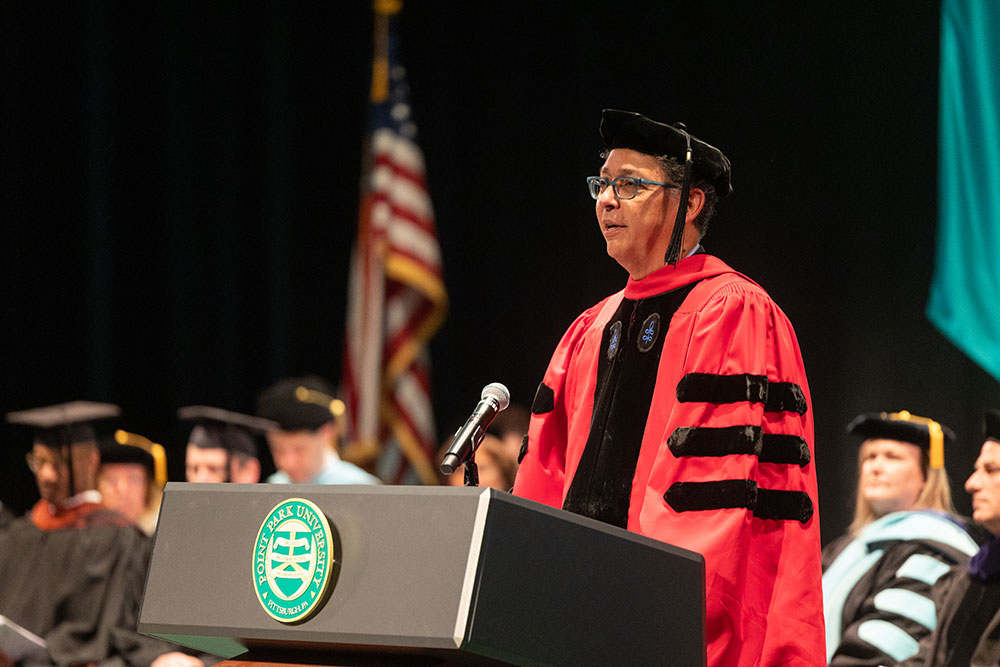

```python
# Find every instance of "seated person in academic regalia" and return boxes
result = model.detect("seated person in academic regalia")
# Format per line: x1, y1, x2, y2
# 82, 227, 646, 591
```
900, 409, 1000, 666
822, 411, 982, 666
179, 405, 273, 483
0, 401, 203, 667
255, 375, 380, 485
98, 430, 167, 536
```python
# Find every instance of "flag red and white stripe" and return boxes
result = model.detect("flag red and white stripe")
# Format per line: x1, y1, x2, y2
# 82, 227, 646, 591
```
341, 1, 446, 484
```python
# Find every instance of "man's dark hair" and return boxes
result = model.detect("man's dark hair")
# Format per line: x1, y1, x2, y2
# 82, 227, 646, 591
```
654, 155, 718, 239
231, 450, 255, 466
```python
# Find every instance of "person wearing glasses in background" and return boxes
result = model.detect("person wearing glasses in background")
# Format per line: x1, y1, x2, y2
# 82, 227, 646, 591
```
513, 109, 823, 666
0, 402, 203, 667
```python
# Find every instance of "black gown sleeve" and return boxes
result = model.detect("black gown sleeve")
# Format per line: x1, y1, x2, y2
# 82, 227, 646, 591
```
0, 518, 184, 667
830, 540, 971, 666
900, 572, 1000, 667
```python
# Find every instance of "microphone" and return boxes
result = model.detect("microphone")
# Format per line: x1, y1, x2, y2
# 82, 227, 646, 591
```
440, 382, 510, 475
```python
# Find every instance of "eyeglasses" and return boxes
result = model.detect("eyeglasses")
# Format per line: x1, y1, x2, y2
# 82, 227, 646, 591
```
26, 451, 66, 473
586, 175, 679, 200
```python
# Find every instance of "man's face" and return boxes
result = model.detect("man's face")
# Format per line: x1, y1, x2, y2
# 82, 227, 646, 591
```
98, 463, 149, 523
595, 148, 679, 279
966, 440, 1000, 536
30, 443, 72, 507
858, 438, 926, 517
267, 429, 327, 484
185, 445, 229, 483
229, 455, 261, 484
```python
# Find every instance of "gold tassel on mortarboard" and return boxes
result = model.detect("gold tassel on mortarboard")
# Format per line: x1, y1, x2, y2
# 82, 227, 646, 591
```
883, 411, 945, 469
114, 429, 169, 488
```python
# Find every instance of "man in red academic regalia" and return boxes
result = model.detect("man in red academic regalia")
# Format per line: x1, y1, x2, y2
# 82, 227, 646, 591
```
513, 110, 824, 666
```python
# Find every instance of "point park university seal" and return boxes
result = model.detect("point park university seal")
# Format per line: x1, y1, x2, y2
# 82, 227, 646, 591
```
253, 498, 335, 623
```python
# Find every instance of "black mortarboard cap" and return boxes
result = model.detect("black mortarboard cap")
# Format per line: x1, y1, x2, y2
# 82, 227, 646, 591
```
255, 375, 345, 432
100, 435, 156, 479
847, 410, 954, 469
6, 401, 121, 448
985, 409, 1000, 442
599, 109, 732, 197
178, 405, 276, 458
100, 429, 168, 487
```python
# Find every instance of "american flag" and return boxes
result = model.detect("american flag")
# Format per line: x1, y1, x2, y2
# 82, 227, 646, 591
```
341, 0, 447, 485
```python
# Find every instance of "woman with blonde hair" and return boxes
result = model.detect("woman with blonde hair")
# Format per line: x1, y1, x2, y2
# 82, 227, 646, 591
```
822, 411, 981, 666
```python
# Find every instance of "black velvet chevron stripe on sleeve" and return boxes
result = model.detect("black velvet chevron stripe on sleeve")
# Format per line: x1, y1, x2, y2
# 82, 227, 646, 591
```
667, 426, 810, 466
763, 382, 808, 415
755, 487, 814, 522
669, 425, 759, 457
665, 479, 757, 513
664, 480, 813, 523
675, 373, 808, 415
532, 382, 555, 415
759, 433, 811, 465
517, 434, 529, 464
676, 373, 768, 405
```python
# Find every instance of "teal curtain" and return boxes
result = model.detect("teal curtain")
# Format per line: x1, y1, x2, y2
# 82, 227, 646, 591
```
928, 0, 1000, 381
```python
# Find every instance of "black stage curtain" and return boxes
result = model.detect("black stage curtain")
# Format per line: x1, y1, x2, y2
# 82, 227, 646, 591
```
2, 2, 997, 545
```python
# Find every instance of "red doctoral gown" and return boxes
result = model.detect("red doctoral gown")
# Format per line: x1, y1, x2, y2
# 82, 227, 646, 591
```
513, 254, 824, 666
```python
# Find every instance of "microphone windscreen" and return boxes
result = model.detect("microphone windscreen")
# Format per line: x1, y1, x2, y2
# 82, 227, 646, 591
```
481, 382, 511, 410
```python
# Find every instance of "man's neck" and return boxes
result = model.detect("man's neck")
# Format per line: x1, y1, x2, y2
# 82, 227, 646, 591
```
47, 489, 102, 514
629, 243, 703, 281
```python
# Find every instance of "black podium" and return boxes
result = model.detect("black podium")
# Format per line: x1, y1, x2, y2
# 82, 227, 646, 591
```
139, 484, 706, 667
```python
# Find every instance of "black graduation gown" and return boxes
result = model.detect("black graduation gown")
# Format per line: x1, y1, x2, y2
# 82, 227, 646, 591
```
0, 509, 177, 666
821, 516, 982, 667
0, 504, 14, 531
900, 571, 1000, 666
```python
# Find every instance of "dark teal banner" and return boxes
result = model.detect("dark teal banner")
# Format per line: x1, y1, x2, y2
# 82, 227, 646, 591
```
928, 0, 1000, 381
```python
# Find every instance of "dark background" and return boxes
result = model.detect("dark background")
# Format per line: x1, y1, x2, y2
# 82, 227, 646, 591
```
2, 1, 998, 545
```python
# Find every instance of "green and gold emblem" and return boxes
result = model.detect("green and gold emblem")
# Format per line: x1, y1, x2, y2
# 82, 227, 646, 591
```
253, 498, 335, 623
